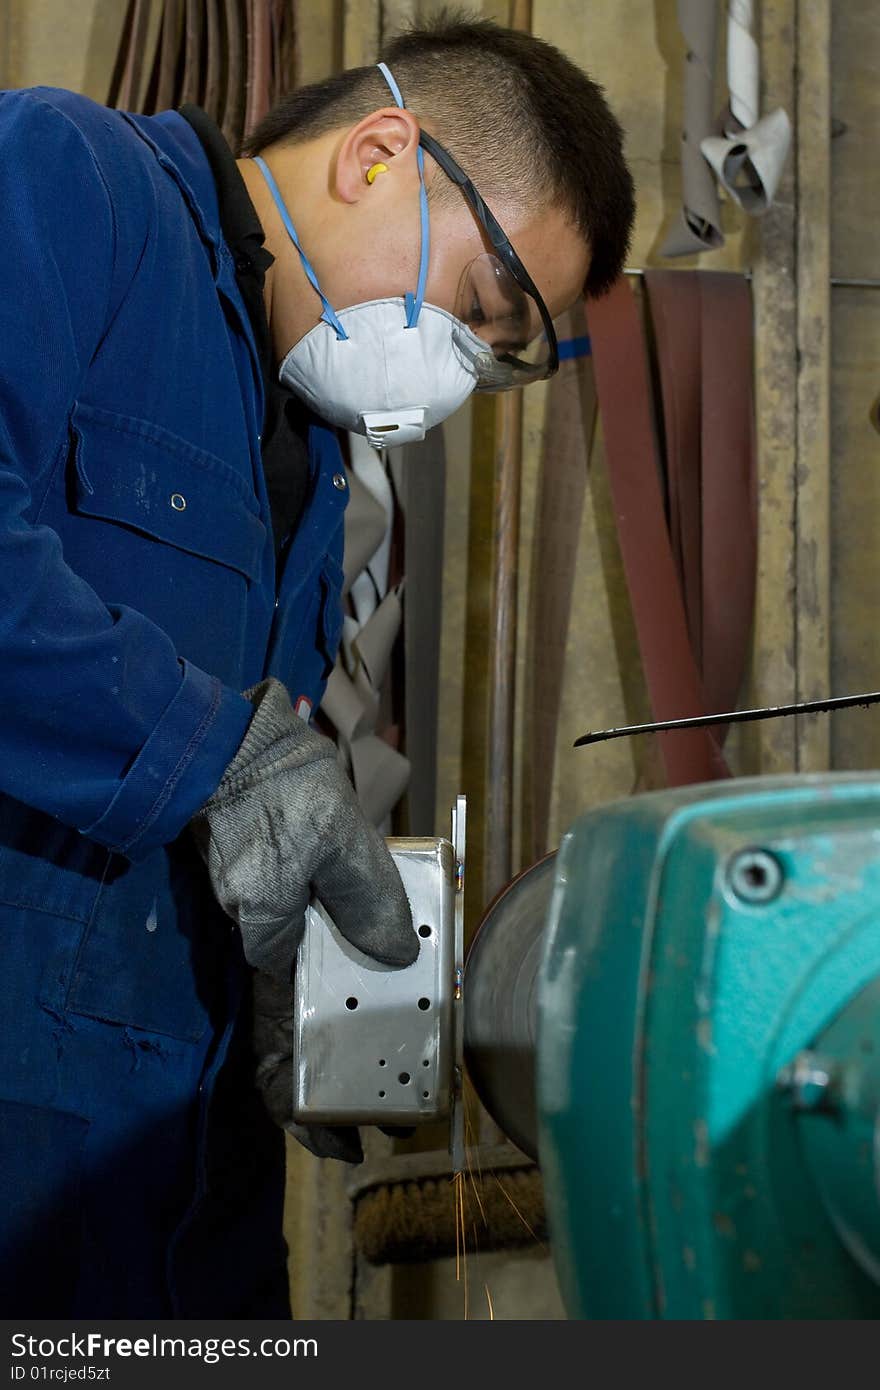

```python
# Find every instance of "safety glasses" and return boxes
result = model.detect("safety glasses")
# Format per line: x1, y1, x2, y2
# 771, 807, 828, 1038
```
418, 129, 560, 392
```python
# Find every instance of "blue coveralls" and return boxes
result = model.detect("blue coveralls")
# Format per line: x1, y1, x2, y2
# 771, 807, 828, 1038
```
0, 87, 347, 1316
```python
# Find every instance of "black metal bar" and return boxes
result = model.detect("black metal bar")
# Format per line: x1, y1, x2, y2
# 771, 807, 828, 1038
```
574, 691, 880, 748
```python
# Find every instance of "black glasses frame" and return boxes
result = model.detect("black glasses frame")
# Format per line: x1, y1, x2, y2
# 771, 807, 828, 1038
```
418, 130, 559, 384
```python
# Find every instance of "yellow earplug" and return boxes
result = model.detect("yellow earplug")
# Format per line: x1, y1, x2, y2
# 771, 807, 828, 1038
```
366, 162, 389, 185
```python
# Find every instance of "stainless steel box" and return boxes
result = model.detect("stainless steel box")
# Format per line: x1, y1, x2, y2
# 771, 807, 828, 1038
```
293, 836, 459, 1126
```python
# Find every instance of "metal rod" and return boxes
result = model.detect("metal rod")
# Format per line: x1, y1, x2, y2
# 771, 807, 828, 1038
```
624, 267, 880, 288
574, 690, 880, 748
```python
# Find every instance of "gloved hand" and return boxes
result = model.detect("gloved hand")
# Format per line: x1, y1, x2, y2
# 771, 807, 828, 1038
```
193, 677, 418, 982
252, 970, 365, 1164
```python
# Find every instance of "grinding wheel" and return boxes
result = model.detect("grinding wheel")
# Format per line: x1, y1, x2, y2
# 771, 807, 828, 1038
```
464, 854, 557, 1160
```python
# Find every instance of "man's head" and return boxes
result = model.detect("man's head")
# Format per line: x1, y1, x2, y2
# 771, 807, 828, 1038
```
238, 12, 634, 434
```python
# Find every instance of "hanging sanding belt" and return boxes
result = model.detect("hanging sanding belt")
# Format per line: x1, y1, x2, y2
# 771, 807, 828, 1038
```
219, 0, 244, 141
269, 0, 291, 108
180, 0, 205, 106
521, 303, 597, 863
585, 278, 733, 786
106, 0, 134, 109
643, 270, 757, 732
107, 0, 190, 117
198, 0, 220, 124
155, 0, 185, 111
107, 2, 298, 150
107, 0, 154, 111
244, 0, 273, 139
141, 1, 165, 114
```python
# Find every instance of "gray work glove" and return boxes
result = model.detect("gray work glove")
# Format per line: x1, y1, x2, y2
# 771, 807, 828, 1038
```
252, 970, 365, 1164
193, 677, 418, 982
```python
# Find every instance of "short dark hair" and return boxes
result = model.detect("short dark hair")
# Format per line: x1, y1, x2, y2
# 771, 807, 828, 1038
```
243, 11, 634, 298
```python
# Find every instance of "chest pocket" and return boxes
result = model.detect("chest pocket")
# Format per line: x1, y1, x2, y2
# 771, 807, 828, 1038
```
68, 402, 265, 581
61, 402, 268, 681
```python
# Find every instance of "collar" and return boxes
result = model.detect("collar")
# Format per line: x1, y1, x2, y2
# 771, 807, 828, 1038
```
121, 108, 223, 252
120, 106, 268, 439
178, 104, 275, 283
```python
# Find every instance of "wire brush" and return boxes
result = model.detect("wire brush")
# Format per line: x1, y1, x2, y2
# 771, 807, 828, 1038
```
353, 1163, 546, 1265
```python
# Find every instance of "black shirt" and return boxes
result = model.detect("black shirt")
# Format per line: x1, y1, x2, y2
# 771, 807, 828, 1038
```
179, 104, 312, 557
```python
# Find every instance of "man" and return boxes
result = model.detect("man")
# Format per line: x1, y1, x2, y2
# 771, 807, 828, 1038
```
0, 15, 633, 1316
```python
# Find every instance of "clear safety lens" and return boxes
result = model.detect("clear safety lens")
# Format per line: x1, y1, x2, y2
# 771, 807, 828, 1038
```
452, 254, 554, 391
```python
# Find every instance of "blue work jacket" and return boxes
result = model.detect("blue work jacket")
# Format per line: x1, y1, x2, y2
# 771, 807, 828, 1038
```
0, 87, 347, 1316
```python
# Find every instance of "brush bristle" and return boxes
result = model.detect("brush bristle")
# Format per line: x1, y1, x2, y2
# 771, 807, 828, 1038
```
354, 1168, 546, 1265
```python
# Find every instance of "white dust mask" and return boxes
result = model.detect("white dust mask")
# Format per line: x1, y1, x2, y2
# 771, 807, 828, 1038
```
274, 298, 488, 449
252, 62, 488, 450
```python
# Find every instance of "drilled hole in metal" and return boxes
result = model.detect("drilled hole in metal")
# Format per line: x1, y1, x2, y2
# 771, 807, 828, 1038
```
418, 998, 431, 1011
345, 997, 358, 1010
418, 924, 432, 938
399, 1072, 411, 1085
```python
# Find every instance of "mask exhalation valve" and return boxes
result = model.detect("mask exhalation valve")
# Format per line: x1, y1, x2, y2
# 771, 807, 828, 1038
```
360, 407, 427, 450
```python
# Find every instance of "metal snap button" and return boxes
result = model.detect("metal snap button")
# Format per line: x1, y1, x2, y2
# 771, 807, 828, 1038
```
170, 493, 186, 511
332, 473, 347, 491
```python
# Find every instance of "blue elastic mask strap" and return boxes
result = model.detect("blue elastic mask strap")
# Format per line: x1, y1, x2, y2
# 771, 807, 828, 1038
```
252, 156, 348, 341
376, 61, 429, 329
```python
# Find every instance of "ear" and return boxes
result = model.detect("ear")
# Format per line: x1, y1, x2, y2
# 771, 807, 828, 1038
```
334, 107, 422, 204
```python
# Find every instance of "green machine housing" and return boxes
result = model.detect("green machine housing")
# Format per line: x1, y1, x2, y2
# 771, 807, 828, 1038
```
537, 774, 880, 1319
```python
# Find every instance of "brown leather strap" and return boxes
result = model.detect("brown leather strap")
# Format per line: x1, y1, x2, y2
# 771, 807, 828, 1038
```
585, 278, 730, 786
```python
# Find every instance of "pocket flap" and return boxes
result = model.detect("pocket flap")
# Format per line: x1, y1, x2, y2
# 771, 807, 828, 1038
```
71, 402, 266, 583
